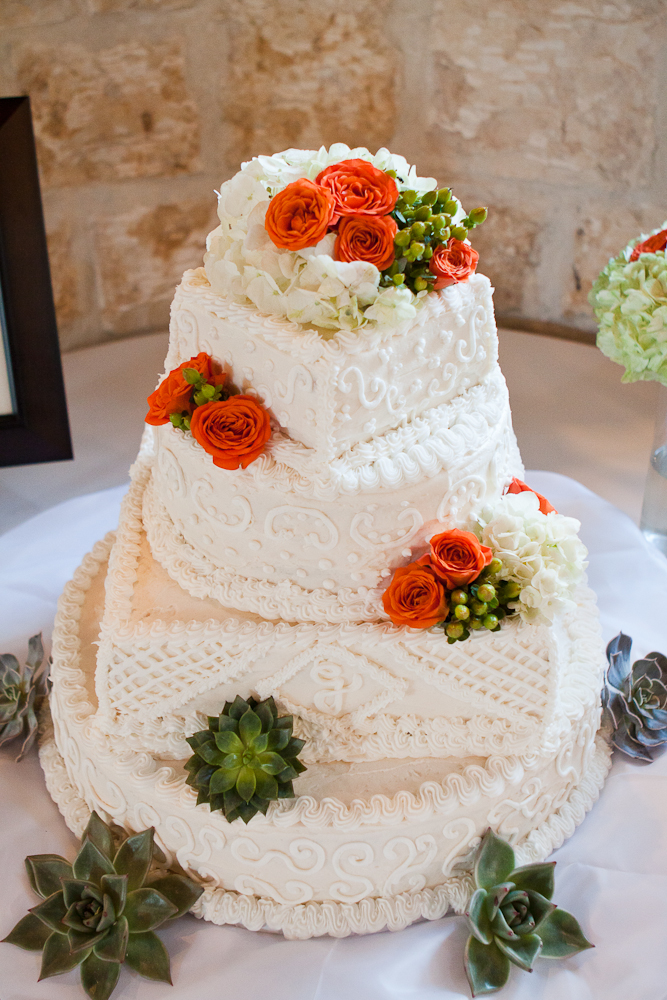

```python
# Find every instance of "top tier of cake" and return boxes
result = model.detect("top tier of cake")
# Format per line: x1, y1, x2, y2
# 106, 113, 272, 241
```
164, 267, 497, 474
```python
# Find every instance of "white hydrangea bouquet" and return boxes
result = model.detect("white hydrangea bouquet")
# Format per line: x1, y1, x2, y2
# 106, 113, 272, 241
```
204, 143, 486, 334
589, 223, 667, 387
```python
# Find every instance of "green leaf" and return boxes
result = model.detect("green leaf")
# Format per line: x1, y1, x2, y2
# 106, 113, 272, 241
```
25, 854, 73, 898
491, 905, 519, 942
266, 728, 289, 751
124, 931, 172, 983
1, 911, 52, 950
80, 952, 121, 1000
464, 936, 510, 997
146, 873, 203, 919
73, 840, 115, 884
495, 931, 543, 972
256, 751, 290, 775
214, 730, 244, 755
255, 701, 274, 732
100, 874, 128, 916
254, 770, 279, 800
123, 888, 178, 933
236, 765, 256, 802
61, 878, 94, 909
29, 890, 67, 932
239, 708, 262, 744
474, 830, 515, 890
209, 766, 239, 795
484, 882, 514, 922
39, 930, 88, 979
511, 862, 556, 900
113, 829, 154, 892
93, 916, 128, 963
69, 927, 110, 954
466, 888, 493, 944
83, 813, 115, 861
525, 889, 557, 929
538, 908, 594, 958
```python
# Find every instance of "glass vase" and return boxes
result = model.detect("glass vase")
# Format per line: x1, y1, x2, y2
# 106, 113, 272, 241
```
640, 382, 667, 557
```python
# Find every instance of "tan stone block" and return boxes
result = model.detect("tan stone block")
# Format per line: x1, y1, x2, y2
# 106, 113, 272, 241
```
566, 206, 667, 321
0, 0, 78, 28
84, 0, 195, 11
221, 0, 398, 160
467, 203, 540, 316
16, 41, 201, 187
46, 219, 81, 327
94, 199, 216, 336
429, 1, 661, 186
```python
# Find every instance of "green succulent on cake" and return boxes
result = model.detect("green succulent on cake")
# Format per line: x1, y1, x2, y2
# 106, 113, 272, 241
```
185, 695, 307, 824
463, 829, 593, 996
0, 633, 49, 760
2, 811, 203, 1000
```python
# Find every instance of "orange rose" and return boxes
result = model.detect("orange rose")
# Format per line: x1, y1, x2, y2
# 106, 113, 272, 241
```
335, 215, 398, 270
315, 159, 399, 219
420, 529, 493, 588
190, 395, 272, 470
382, 562, 449, 628
146, 353, 222, 426
629, 228, 667, 262
505, 477, 557, 515
264, 178, 336, 251
429, 238, 479, 290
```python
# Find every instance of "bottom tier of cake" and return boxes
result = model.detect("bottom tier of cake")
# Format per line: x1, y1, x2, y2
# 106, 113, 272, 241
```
41, 534, 612, 940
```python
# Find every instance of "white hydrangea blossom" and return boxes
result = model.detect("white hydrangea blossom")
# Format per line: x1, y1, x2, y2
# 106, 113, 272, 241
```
476, 491, 588, 625
203, 144, 455, 335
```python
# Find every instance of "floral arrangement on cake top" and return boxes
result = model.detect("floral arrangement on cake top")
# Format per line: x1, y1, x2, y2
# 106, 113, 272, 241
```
589, 223, 667, 387
146, 352, 271, 470
382, 479, 587, 639
204, 144, 487, 334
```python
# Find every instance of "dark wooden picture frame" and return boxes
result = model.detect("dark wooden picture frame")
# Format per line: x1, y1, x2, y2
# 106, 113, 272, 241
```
0, 96, 72, 468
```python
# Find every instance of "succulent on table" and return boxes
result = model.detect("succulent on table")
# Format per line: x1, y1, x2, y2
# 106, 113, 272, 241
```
0, 633, 49, 760
602, 632, 667, 761
2, 811, 203, 1000
464, 829, 593, 997
185, 695, 306, 824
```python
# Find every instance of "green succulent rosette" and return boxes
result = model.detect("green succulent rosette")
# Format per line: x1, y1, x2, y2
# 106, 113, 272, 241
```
2, 812, 203, 1000
0, 633, 49, 760
589, 223, 667, 387
185, 695, 307, 824
603, 632, 667, 761
464, 829, 593, 996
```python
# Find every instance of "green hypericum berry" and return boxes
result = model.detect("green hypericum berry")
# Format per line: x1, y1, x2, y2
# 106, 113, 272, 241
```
451, 589, 468, 605
414, 205, 432, 222
422, 190, 438, 205
446, 622, 465, 639
471, 599, 488, 616
169, 413, 184, 429
444, 199, 458, 216
469, 617, 483, 630
454, 604, 470, 621
403, 190, 417, 205
395, 229, 411, 247
431, 214, 446, 233
414, 277, 428, 291
438, 188, 451, 203
182, 368, 203, 386
477, 583, 496, 603
410, 221, 426, 240
488, 558, 503, 575
423, 246, 433, 260
482, 613, 499, 631
451, 225, 468, 240
469, 206, 488, 225
501, 581, 522, 600
410, 241, 425, 257
392, 274, 405, 285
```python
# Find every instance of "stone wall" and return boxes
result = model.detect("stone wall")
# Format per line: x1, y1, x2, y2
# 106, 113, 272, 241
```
2, 0, 666, 351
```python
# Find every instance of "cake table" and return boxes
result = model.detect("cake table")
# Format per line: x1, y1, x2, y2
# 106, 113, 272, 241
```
1, 471, 666, 999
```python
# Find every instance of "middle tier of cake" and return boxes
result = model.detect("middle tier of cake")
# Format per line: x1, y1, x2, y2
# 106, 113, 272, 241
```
94, 452, 604, 769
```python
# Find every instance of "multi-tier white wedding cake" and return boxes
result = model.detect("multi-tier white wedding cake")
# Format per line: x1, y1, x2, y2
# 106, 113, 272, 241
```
42, 146, 611, 939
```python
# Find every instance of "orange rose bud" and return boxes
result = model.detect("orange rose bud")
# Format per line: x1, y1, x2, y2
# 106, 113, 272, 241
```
264, 178, 336, 251
146, 352, 220, 426
382, 562, 449, 629
629, 228, 667, 262
505, 477, 557, 515
421, 530, 493, 589
190, 395, 272, 470
335, 215, 398, 270
429, 238, 479, 290
315, 159, 399, 219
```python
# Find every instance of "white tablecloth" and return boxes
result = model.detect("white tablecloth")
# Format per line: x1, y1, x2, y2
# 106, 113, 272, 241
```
1, 472, 667, 1000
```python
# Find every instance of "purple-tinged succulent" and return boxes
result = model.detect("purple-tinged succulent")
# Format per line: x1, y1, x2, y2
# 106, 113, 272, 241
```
602, 632, 667, 761
0, 634, 49, 760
